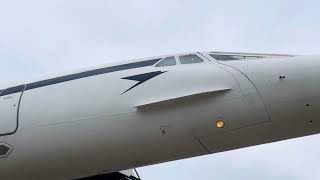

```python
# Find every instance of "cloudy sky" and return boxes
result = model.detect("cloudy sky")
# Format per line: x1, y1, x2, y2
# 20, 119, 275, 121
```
1, 0, 320, 179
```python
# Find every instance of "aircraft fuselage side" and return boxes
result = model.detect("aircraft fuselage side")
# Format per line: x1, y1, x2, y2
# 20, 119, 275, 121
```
0, 52, 319, 179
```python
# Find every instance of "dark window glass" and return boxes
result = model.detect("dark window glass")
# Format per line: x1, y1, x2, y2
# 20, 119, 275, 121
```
155, 56, 176, 67
210, 54, 264, 61
209, 54, 243, 61
179, 54, 204, 64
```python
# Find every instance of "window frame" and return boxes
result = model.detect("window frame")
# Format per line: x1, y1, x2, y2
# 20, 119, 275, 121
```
208, 53, 264, 61
155, 56, 178, 67
177, 53, 205, 65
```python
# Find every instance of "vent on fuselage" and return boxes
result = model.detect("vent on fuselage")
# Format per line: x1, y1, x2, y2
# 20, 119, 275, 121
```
0, 143, 12, 158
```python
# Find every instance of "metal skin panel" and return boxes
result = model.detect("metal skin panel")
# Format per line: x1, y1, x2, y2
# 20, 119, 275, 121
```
0, 92, 21, 135
199, 54, 320, 153
0, 52, 320, 179
243, 56, 320, 136
191, 65, 270, 152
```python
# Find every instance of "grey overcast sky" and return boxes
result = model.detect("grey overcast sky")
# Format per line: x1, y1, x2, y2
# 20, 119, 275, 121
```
1, 0, 320, 179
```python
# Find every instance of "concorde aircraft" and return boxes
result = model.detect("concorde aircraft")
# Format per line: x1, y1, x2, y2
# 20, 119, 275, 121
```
0, 51, 319, 179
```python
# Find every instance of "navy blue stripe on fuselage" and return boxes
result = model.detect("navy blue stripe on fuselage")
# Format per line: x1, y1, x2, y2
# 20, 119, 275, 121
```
121, 71, 166, 94
0, 85, 26, 96
0, 58, 161, 96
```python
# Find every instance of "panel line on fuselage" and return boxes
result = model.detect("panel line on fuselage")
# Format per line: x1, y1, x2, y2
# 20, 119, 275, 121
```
0, 85, 26, 137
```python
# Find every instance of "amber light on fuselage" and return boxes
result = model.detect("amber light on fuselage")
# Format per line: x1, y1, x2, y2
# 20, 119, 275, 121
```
216, 120, 225, 128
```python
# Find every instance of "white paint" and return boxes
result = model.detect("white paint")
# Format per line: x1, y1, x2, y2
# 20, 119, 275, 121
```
0, 52, 319, 179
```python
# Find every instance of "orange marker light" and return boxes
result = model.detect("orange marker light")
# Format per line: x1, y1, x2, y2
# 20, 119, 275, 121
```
216, 120, 225, 128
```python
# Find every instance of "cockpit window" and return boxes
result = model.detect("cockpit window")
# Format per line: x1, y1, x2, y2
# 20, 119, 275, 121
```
155, 56, 176, 67
209, 54, 242, 61
209, 54, 263, 61
179, 54, 204, 64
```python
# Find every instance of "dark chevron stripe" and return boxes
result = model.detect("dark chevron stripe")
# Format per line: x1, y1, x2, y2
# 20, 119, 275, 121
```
122, 71, 166, 94
0, 58, 161, 97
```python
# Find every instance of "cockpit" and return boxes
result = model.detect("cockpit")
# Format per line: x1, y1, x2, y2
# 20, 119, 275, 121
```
155, 54, 204, 67
154, 52, 295, 67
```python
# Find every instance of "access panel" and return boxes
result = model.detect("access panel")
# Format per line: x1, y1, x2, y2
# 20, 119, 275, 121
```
0, 85, 24, 135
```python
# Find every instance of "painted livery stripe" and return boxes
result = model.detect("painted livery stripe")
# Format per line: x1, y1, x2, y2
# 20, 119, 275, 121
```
121, 71, 166, 94
0, 85, 25, 96
0, 58, 161, 96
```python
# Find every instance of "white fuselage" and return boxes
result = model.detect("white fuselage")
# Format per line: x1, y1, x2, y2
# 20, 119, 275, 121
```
0, 52, 319, 179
